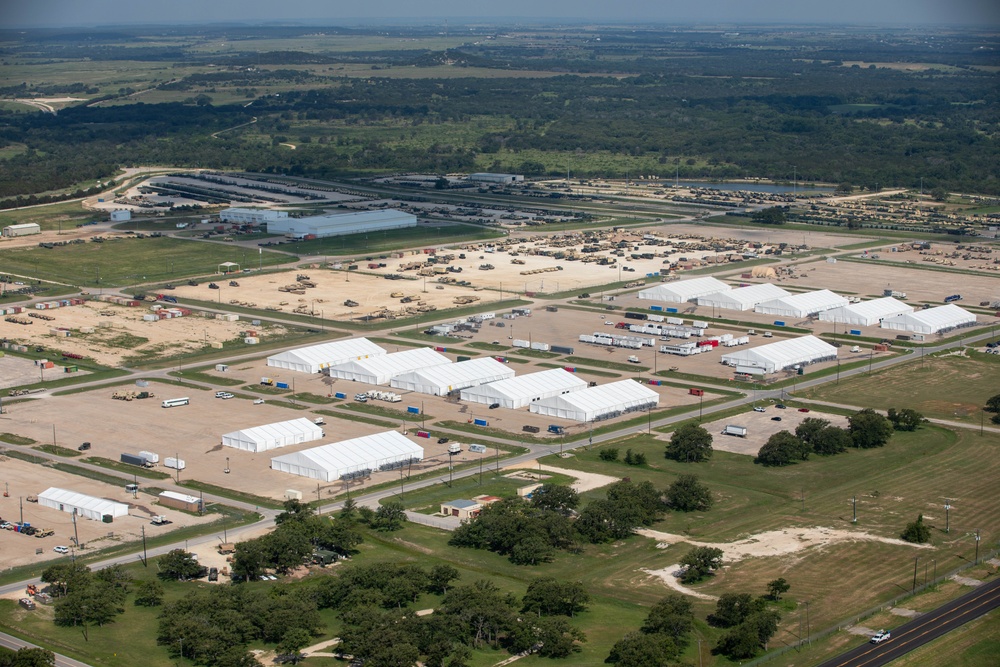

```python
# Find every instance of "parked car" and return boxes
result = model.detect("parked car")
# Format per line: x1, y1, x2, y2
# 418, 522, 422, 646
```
775, 404, 786, 409
798, 408, 811, 413
253, 398, 265, 405
870, 630, 891, 644
489, 403, 501, 409
753, 407, 766, 413
771, 416, 782, 421
78, 441, 91, 451
215, 391, 234, 399
53, 546, 69, 554
437, 437, 450, 444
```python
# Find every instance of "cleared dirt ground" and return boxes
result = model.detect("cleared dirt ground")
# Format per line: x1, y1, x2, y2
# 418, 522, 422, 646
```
691, 408, 851, 456
0, 354, 87, 390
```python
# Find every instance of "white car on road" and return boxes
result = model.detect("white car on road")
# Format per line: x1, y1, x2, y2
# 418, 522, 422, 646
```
53, 546, 69, 554
870, 629, 891, 644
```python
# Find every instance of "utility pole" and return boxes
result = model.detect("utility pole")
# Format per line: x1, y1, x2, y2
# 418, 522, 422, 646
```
316, 483, 322, 515
175, 451, 180, 483
912, 556, 919, 592
72, 511, 79, 548
945, 499, 951, 533
140, 525, 148, 567
974, 529, 981, 564
851, 495, 857, 524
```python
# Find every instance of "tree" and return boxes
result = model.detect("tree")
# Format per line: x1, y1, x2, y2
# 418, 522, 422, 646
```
277, 628, 312, 665
795, 417, 830, 447
215, 648, 264, 667
133, 579, 165, 607
812, 426, 853, 456
709, 593, 765, 627
665, 424, 713, 463
599, 448, 619, 461
767, 578, 790, 601
0, 648, 55, 667
848, 408, 894, 448
713, 608, 781, 660
606, 632, 679, 666
521, 578, 590, 617
835, 182, 854, 195
534, 617, 586, 658
275, 498, 314, 525
94, 564, 132, 594
664, 474, 713, 512
40, 562, 91, 598
641, 594, 694, 640
428, 564, 461, 595
901, 514, 931, 544
373, 502, 408, 532
679, 546, 724, 583
755, 431, 805, 466
751, 206, 787, 225
529, 484, 580, 516
887, 407, 924, 431
623, 449, 647, 466
985, 393, 1000, 413
231, 539, 268, 583
930, 187, 949, 202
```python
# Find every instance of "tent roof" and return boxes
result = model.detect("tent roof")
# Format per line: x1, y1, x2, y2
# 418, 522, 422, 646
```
756, 289, 847, 314
819, 297, 912, 322
462, 368, 586, 401
270, 431, 423, 475
721, 335, 837, 367
534, 380, 658, 413
328, 347, 449, 378
639, 277, 730, 301
267, 338, 385, 369
882, 304, 976, 329
222, 418, 321, 445
395, 357, 513, 387
699, 283, 789, 308
38, 487, 129, 515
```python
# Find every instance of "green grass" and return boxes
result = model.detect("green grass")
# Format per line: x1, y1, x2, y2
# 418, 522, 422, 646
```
1, 449, 48, 464
509, 348, 561, 359
167, 368, 245, 386
313, 408, 398, 429
48, 462, 145, 487
287, 392, 339, 404
0, 236, 291, 288
465, 341, 511, 352
341, 402, 433, 423
564, 355, 650, 372
382, 468, 579, 509
536, 362, 622, 378
81, 457, 172, 480
33, 444, 83, 457
0, 200, 98, 232
0, 432, 37, 446
177, 480, 284, 510
286, 223, 504, 256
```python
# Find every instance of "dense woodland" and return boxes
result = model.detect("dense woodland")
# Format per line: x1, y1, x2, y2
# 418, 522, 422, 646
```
0, 25, 997, 197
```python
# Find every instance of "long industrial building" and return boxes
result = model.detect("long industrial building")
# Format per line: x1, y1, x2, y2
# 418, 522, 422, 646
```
220, 208, 289, 224
327, 347, 450, 385
38, 487, 129, 522
880, 304, 977, 334
696, 283, 790, 311
221, 418, 324, 453
638, 277, 730, 303
720, 335, 838, 374
270, 431, 424, 482
266, 209, 417, 239
818, 297, 913, 327
754, 289, 848, 318
267, 338, 386, 374
529, 380, 659, 422
391, 357, 515, 396
460, 368, 588, 409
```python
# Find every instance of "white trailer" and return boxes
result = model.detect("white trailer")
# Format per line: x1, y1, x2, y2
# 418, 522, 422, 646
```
138, 451, 160, 465
164, 457, 186, 470
723, 425, 748, 438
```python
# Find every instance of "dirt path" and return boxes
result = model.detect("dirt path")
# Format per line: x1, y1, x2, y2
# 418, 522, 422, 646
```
642, 565, 720, 601
536, 464, 619, 492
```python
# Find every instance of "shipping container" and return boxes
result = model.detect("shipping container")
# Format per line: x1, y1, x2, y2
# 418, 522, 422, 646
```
164, 457, 186, 470
407, 406, 420, 414
121, 453, 148, 467
473, 418, 488, 427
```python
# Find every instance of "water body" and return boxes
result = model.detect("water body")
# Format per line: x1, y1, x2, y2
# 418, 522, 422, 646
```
671, 181, 834, 194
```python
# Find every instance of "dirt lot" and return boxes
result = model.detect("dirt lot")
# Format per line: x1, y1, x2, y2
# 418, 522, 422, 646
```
661, 223, 871, 250
0, 456, 218, 570
0, 354, 88, 390
0, 300, 285, 367
692, 407, 850, 456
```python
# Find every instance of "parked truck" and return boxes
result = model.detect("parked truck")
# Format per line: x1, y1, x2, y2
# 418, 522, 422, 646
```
138, 450, 159, 465
723, 425, 748, 438
121, 452, 153, 468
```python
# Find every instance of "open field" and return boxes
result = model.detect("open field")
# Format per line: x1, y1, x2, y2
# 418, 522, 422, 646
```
0, 354, 89, 390
696, 406, 851, 456
0, 200, 100, 233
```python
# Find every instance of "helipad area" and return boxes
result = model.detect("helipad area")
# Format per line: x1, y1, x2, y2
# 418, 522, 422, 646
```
460, 368, 588, 409
880, 304, 977, 334
529, 379, 659, 422
819, 297, 913, 327
270, 430, 424, 482
720, 335, 838, 374
638, 277, 730, 303
754, 289, 848, 318
266, 338, 386, 374
391, 357, 515, 396
327, 347, 450, 385
221, 417, 324, 453
697, 283, 790, 311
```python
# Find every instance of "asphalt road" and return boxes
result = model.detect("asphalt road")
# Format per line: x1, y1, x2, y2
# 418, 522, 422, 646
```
814, 576, 1000, 667
0, 629, 92, 667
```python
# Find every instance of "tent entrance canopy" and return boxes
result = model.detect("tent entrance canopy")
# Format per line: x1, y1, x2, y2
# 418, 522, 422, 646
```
218, 261, 240, 274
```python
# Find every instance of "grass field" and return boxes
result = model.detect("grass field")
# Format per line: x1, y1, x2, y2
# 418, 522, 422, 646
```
0, 236, 292, 287
0, 200, 99, 232
287, 222, 505, 256
798, 352, 1000, 424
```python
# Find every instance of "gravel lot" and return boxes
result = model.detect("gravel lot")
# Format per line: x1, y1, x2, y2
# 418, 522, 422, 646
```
694, 407, 851, 456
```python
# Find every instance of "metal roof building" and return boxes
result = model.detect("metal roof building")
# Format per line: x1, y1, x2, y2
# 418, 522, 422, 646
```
754, 289, 849, 318
391, 357, 515, 396
880, 304, 977, 334
696, 283, 790, 311
327, 347, 450, 385
221, 208, 289, 224
460, 368, 588, 409
221, 417, 324, 453
270, 431, 424, 482
638, 277, 730, 303
266, 209, 417, 239
720, 335, 838, 374
38, 487, 129, 522
819, 297, 913, 327
267, 338, 386, 374
529, 380, 659, 422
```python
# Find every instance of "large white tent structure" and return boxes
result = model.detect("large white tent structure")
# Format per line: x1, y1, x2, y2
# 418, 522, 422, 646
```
819, 297, 913, 327
391, 357, 515, 396
266, 209, 417, 239
38, 487, 129, 521
267, 338, 386, 374
638, 277, 730, 303
270, 431, 423, 482
720, 335, 837, 374
880, 304, 976, 334
696, 283, 790, 311
327, 347, 450, 385
754, 289, 848, 318
460, 368, 588, 409
221, 418, 324, 453
529, 380, 659, 422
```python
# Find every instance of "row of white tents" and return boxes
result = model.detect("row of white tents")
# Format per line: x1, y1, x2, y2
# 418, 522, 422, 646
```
720, 335, 838, 374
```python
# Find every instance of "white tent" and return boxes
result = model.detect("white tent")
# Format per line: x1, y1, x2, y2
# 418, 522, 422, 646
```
720, 335, 837, 374
755, 289, 848, 318
460, 369, 588, 409
880, 304, 976, 334
391, 357, 515, 396
529, 380, 659, 422
819, 297, 913, 327
38, 487, 129, 521
638, 277, 730, 303
270, 431, 424, 482
327, 347, 450, 385
267, 338, 386, 374
697, 283, 790, 311
222, 417, 324, 453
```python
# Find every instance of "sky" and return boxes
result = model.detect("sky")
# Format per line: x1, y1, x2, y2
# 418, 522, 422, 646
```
4, 0, 999, 28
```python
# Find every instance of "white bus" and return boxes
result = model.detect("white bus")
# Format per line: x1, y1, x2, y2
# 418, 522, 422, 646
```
161, 397, 190, 408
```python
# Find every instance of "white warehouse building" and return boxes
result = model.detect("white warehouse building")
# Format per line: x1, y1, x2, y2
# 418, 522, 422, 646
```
468, 173, 524, 184
391, 357, 515, 396
638, 277, 730, 303
754, 289, 849, 318
460, 368, 588, 409
880, 304, 976, 335
819, 297, 913, 327
697, 283, 790, 311
267, 338, 386, 374
2, 222, 41, 237
327, 347, 451, 385
38, 487, 129, 522
221, 418, 324, 453
220, 208, 289, 224
266, 209, 417, 239
270, 431, 423, 482
720, 335, 838, 374
529, 380, 659, 422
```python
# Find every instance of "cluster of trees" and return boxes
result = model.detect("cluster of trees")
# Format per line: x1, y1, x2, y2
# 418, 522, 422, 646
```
709, 585, 786, 661
0, 648, 54, 667
751, 207, 788, 225
39, 562, 134, 640
665, 424, 714, 463
756, 409, 907, 467
901, 514, 932, 544
599, 447, 648, 466
606, 594, 695, 666
984, 393, 1000, 425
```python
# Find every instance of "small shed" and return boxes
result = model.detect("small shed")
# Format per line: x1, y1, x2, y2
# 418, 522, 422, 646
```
158, 490, 202, 513
440, 499, 482, 520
